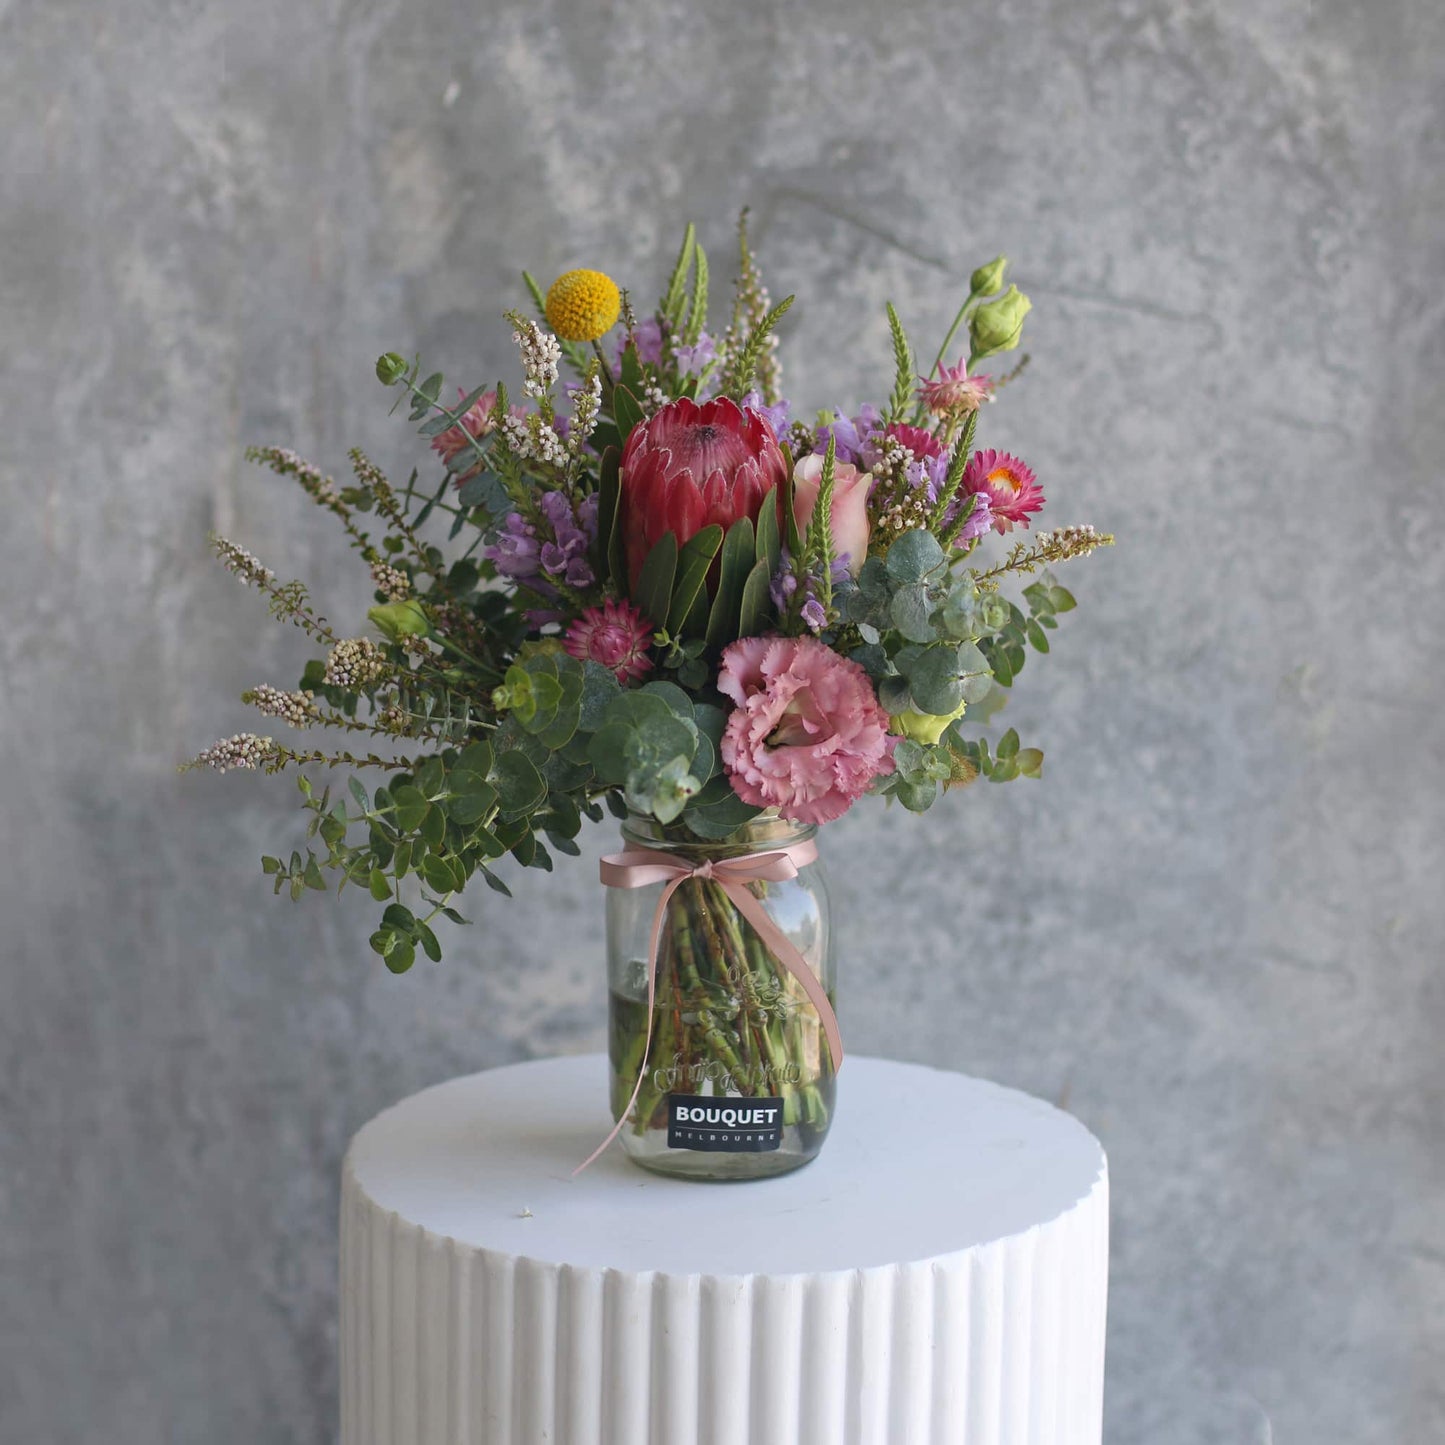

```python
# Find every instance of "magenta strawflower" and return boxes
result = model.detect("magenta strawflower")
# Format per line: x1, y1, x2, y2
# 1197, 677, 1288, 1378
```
961, 448, 1045, 533
564, 599, 655, 683
917, 360, 995, 416
718, 636, 896, 825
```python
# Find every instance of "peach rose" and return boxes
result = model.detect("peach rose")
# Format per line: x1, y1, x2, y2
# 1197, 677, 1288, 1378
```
792, 453, 872, 576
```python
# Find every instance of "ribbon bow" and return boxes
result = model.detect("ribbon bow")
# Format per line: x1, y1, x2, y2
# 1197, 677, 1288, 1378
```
576, 839, 843, 1173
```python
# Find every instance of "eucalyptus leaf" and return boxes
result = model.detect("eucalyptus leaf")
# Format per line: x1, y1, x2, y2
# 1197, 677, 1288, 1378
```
885, 529, 945, 584
492, 750, 546, 817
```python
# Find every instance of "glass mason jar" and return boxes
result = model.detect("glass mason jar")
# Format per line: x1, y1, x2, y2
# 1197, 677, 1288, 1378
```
605, 812, 836, 1180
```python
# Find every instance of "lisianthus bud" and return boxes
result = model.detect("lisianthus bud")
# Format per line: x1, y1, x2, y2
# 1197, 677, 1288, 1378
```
970, 255, 1007, 297
890, 699, 968, 745
367, 599, 430, 639
375, 352, 408, 386
969, 285, 1031, 363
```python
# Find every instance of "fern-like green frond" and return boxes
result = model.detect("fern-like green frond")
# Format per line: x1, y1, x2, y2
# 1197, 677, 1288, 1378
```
885, 302, 913, 424
723, 294, 794, 398
661, 223, 696, 330
683, 243, 709, 347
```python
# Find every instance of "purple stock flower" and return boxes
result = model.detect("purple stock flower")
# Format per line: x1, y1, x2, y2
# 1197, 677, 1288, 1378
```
673, 332, 716, 374
816, 404, 882, 466
616, 316, 665, 369
740, 389, 792, 440
486, 492, 599, 596
944, 491, 994, 543
485, 513, 543, 582
537, 490, 597, 588
800, 598, 827, 632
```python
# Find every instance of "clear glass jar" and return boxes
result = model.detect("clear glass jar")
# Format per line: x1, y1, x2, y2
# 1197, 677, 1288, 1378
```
605, 812, 837, 1180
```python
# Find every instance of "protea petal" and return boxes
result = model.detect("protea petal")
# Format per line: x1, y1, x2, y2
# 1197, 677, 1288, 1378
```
619, 397, 787, 594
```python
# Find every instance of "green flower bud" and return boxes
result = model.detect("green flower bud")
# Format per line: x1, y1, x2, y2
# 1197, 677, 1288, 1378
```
970, 255, 1007, 297
889, 700, 968, 746
969, 285, 1032, 363
367, 599, 430, 639
375, 352, 409, 386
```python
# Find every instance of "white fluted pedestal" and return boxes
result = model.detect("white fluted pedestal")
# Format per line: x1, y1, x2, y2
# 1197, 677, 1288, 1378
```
341, 1055, 1108, 1445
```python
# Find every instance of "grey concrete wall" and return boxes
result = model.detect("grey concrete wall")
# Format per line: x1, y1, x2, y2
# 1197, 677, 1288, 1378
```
2, 1, 1441, 1440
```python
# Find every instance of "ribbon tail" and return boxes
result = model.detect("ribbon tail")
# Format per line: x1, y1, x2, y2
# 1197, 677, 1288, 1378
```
722, 880, 844, 1073
573, 874, 683, 1176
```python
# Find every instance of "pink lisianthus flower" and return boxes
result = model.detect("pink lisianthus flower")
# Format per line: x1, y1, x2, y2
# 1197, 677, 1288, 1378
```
563, 599, 655, 683
718, 636, 896, 825
791, 453, 872, 575
917, 360, 995, 416
961, 448, 1045, 533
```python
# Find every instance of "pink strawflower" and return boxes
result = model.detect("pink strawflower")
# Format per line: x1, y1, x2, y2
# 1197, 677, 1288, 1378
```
718, 636, 896, 825
961, 448, 1045, 533
564, 599, 655, 683
917, 360, 995, 416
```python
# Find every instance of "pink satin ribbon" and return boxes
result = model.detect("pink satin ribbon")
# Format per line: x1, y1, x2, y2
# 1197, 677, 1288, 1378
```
576, 838, 843, 1174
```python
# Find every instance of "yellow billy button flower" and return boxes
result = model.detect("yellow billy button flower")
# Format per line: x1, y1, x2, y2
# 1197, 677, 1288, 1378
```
890, 700, 969, 746
544, 269, 622, 343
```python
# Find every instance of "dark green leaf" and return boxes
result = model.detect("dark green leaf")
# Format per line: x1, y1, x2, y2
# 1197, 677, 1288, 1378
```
368, 869, 392, 901
736, 556, 774, 638
612, 385, 646, 446
492, 750, 546, 817
449, 780, 498, 826
391, 785, 430, 831
384, 936, 416, 973
479, 866, 512, 897
997, 728, 1020, 759
706, 516, 755, 650
420, 802, 447, 848
667, 524, 724, 635
634, 531, 678, 628
596, 446, 625, 591
755, 488, 782, 573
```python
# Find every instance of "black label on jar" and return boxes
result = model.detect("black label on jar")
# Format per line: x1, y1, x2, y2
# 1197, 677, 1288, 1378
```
666, 1095, 784, 1152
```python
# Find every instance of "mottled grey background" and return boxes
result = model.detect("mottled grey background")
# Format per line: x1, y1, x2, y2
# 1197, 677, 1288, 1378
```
2, 0, 1441, 1440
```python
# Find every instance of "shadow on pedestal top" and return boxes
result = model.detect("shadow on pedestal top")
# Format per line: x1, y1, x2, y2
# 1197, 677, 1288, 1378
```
344, 1054, 1106, 1278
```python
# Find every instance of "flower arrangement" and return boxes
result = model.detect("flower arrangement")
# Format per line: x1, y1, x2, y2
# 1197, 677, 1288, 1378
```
189, 214, 1111, 1171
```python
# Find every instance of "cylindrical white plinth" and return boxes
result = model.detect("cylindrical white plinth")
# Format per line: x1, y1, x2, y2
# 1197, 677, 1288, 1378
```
341, 1055, 1108, 1445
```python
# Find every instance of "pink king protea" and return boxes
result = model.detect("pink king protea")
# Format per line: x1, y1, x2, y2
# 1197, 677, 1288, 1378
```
961, 448, 1045, 533
564, 599, 655, 683
618, 396, 789, 590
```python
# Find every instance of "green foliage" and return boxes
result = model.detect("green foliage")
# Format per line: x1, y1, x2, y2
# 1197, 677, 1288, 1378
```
634, 531, 678, 629
682, 243, 709, 348
587, 686, 706, 824
805, 436, 837, 614
979, 570, 1077, 689
661, 223, 697, 330
721, 294, 795, 399
884, 303, 913, 425
668, 525, 725, 634
948, 727, 1044, 784
611, 384, 647, 446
